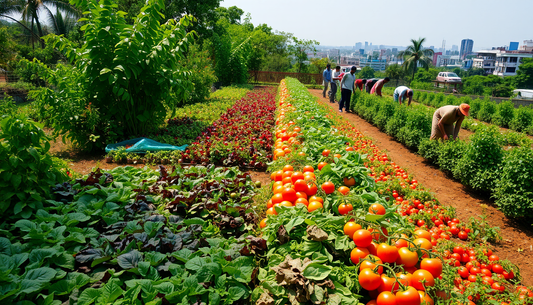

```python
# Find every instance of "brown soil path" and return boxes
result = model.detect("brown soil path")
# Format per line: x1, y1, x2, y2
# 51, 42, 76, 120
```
309, 89, 533, 286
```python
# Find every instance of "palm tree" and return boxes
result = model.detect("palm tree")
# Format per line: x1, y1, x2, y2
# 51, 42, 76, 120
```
45, 6, 76, 35
385, 63, 404, 86
0, 0, 41, 44
398, 37, 434, 85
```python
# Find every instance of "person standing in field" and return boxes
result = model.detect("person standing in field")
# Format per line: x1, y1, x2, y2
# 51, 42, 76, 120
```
355, 79, 367, 91
330, 66, 342, 103
370, 77, 390, 96
339, 66, 357, 113
322, 64, 332, 98
394, 86, 414, 106
430, 104, 470, 140
365, 78, 378, 93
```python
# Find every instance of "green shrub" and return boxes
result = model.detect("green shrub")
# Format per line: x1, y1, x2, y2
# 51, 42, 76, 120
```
374, 101, 397, 131
459, 96, 472, 106
418, 138, 440, 163
452, 127, 504, 192
419, 92, 427, 103
0, 115, 68, 219
413, 91, 421, 101
178, 44, 218, 106
477, 98, 496, 122
385, 106, 408, 137
397, 110, 432, 148
433, 93, 445, 107
509, 106, 533, 132
492, 101, 515, 128
445, 94, 458, 106
437, 139, 467, 174
469, 98, 483, 118
493, 147, 533, 218
426, 92, 435, 105
0, 93, 17, 117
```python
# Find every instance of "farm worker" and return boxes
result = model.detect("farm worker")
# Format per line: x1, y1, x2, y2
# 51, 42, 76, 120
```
330, 65, 342, 103
430, 103, 470, 140
355, 79, 367, 91
365, 78, 378, 93
322, 64, 332, 98
339, 66, 357, 113
394, 86, 414, 106
370, 77, 390, 96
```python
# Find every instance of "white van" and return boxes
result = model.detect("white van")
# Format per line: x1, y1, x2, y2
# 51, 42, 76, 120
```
514, 89, 533, 99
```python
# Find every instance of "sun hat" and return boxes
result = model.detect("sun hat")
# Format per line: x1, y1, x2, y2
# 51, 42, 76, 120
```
459, 103, 470, 116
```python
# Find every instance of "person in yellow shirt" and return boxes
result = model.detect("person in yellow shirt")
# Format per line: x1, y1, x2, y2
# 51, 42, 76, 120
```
430, 104, 470, 140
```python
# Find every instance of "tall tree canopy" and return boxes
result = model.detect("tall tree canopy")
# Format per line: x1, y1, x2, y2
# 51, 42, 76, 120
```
399, 37, 434, 84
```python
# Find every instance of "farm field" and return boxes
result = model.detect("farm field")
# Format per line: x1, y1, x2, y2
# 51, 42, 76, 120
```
2, 79, 533, 304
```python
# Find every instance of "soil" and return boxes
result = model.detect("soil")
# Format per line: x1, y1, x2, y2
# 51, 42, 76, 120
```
309, 89, 533, 286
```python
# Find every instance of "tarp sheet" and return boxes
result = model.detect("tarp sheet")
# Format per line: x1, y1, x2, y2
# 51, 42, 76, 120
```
105, 137, 188, 153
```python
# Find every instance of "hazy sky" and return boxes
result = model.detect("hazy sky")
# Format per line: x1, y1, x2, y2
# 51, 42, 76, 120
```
220, 0, 533, 51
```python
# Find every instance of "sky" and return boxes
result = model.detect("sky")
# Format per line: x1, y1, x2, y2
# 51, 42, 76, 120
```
220, 0, 533, 51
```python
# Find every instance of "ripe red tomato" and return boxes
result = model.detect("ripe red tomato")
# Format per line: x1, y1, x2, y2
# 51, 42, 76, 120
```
458, 266, 469, 278
369, 203, 386, 215
420, 258, 443, 278
338, 186, 350, 195
360, 255, 384, 274
350, 247, 370, 264
358, 268, 381, 291
488, 254, 500, 262
411, 269, 435, 290
396, 247, 418, 267
305, 182, 318, 196
491, 264, 504, 274
321, 181, 335, 194
338, 203, 353, 215
395, 286, 421, 305
353, 229, 373, 248
376, 243, 399, 263
378, 274, 400, 293
376, 291, 396, 305
293, 179, 308, 192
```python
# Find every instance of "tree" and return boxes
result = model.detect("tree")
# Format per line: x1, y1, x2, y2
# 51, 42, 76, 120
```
288, 37, 318, 73
385, 64, 404, 86
513, 58, 533, 89
357, 66, 375, 79
398, 37, 434, 85
215, 5, 243, 24
309, 57, 332, 74
0, 26, 17, 69
0, 0, 41, 44
45, 7, 76, 35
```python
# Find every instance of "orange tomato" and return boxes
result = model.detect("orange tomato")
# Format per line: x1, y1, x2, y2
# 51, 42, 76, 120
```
369, 203, 386, 215
317, 162, 328, 170
322, 149, 331, 157
303, 165, 314, 173
282, 165, 294, 172
344, 221, 362, 238
294, 198, 309, 207
291, 171, 305, 183
338, 186, 350, 195
266, 207, 277, 215
307, 201, 323, 212
271, 193, 284, 204
259, 218, 267, 229
281, 187, 297, 202
343, 177, 356, 186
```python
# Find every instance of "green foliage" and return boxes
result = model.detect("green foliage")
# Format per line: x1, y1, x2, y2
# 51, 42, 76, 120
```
177, 44, 217, 105
513, 58, 533, 89
23, 0, 195, 151
0, 115, 68, 219
0, 93, 17, 116
418, 138, 440, 163
476, 98, 496, 122
494, 147, 533, 218
452, 127, 504, 192
509, 105, 533, 132
437, 139, 467, 174
492, 101, 515, 128
357, 66, 375, 79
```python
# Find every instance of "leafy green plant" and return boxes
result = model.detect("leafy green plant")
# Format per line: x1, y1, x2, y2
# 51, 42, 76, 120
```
476, 98, 496, 123
492, 101, 515, 128
23, 0, 195, 151
509, 105, 533, 132
467, 205, 502, 244
0, 115, 68, 219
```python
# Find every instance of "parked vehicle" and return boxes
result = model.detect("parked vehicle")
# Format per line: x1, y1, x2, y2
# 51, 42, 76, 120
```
436, 72, 462, 83
514, 89, 533, 99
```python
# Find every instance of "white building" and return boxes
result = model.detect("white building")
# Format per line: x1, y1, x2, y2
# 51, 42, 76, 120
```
473, 49, 533, 76
520, 40, 533, 52
434, 55, 461, 67
359, 58, 386, 71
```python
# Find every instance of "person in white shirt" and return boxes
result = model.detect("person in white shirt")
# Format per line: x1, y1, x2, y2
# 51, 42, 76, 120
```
339, 66, 357, 113
330, 66, 341, 103
394, 86, 414, 106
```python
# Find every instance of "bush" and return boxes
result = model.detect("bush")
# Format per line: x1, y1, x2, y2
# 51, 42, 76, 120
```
177, 44, 217, 106
396, 110, 432, 148
493, 147, 533, 218
413, 91, 421, 101
418, 138, 440, 163
437, 139, 467, 174
23, 0, 195, 151
452, 127, 504, 192
445, 94, 458, 106
385, 106, 408, 137
469, 98, 483, 118
0, 115, 68, 219
492, 101, 515, 128
477, 98, 496, 122
433, 93, 445, 107
509, 106, 533, 132
374, 101, 397, 131
419, 92, 428, 103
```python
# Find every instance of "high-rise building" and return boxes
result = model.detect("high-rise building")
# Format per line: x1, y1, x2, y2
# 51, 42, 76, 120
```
509, 42, 519, 51
429, 46, 435, 50
364, 42, 368, 50
355, 42, 363, 50
452, 45, 459, 51
460, 39, 474, 60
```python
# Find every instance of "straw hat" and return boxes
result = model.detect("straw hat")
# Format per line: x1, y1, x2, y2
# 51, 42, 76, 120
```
459, 104, 470, 116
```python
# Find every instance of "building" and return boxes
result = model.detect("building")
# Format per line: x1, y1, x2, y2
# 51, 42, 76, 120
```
452, 45, 459, 51
355, 42, 362, 50
473, 49, 533, 76
520, 40, 533, 52
433, 52, 442, 66
329, 49, 340, 62
364, 42, 368, 51
460, 39, 474, 60
509, 42, 519, 51
359, 49, 365, 55
340, 56, 359, 66
435, 55, 460, 67
359, 57, 386, 71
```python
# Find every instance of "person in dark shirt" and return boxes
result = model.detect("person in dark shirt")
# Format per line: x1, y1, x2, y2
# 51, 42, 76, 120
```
365, 78, 378, 93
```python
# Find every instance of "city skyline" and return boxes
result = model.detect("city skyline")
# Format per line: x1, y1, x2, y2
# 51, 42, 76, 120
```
220, 0, 533, 51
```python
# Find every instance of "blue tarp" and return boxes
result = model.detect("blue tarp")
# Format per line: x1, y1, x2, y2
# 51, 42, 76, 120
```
105, 137, 188, 153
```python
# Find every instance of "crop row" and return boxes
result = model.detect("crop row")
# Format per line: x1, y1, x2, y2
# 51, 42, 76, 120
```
349, 91, 533, 219
254, 78, 529, 305
382, 87, 533, 135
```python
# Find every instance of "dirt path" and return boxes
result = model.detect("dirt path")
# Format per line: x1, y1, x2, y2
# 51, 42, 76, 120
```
309, 89, 533, 286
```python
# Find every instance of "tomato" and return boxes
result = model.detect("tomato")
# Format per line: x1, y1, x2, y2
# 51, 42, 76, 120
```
338, 186, 350, 195
317, 162, 328, 171
359, 268, 381, 291
480, 268, 492, 277
282, 165, 294, 172
350, 247, 370, 264
305, 182, 318, 196
414, 229, 432, 241
449, 226, 459, 236
396, 272, 412, 287
378, 274, 400, 293
360, 255, 384, 274
343, 177, 356, 186
302, 165, 314, 173
395, 286, 421, 305
411, 269, 435, 290
420, 258, 443, 278
307, 201, 323, 212
353, 229, 373, 247
376, 243, 399, 263
491, 282, 505, 292
266, 207, 277, 215
394, 235, 409, 248
294, 198, 309, 207
482, 276, 494, 285
308, 196, 324, 203
321, 181, 335, 194
458, 231, 468, 240
418, 290, 434, 305
467, 274, 477, 282
396, 247, 418, 267
369, 203, 386, 215
492, 264, 504, 274
338, 203, 353, 215
367, 242, 379, 256
281, 187, 297, 202
259, 218, 267, 229
412, 238, 432, 250
343, 221, 362, 238
322, 149, 331, 157
488, 254, 500, 262
503, 270, 514, 280
293, 179, 308, 192
458, 266, 469, 278
376, 291, 396, 305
